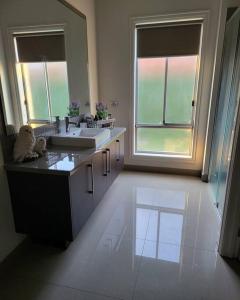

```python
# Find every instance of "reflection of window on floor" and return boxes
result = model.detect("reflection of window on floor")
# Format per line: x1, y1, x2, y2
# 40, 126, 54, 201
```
14, 30, 69, 123
135, 22, 202, 156
135, 187, 186, 263
136, 187, 186, 209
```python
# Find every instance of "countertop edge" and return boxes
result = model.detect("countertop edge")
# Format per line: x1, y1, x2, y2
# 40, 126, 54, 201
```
5, 128, 126, 176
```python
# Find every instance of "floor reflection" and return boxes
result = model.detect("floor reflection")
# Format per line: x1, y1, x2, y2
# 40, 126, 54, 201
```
135, 187, 187, 263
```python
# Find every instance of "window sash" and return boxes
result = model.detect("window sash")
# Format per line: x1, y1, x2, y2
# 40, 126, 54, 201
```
135, 127, 193, 156
19, 60, 69, 123
135, 56, 196, 128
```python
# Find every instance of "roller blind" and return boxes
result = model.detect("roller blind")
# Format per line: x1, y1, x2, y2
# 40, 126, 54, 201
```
137, 22, 202, 58
14, 31, 65, 62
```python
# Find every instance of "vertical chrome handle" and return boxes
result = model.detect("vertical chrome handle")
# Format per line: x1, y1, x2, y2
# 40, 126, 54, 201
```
87, 163, 94, 194
106, 148, 111, 173
116, 139, 120, 161
103, 151, 107, 176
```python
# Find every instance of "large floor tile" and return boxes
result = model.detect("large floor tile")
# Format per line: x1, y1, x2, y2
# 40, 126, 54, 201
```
134, 240, 224, 300
0, 277, 121, 300
0, 235, 144, 300
54, 235, 144, 300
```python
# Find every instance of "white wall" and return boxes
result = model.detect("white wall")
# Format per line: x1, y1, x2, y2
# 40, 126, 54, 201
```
0, 143, 23, 262
95, 0, 222, 171
0, 30, 14, 126
66, 0, 99, 113
0, 28, 23, 263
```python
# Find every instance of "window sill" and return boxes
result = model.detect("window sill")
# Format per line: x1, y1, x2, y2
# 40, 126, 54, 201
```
134, 151, 192, 159
126, 146, 201, 170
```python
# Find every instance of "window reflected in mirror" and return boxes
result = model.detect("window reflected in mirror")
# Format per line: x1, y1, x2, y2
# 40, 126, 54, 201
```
13, 30, 70, 124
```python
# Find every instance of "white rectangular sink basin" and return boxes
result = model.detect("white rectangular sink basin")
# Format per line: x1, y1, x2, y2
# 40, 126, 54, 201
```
51, 128, 111, 148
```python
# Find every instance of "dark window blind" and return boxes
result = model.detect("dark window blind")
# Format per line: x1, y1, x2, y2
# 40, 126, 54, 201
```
137, 22, 202, 57
14, 31, 65, 62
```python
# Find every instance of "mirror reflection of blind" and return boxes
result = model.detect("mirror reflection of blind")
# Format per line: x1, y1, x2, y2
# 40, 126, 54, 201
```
14, 31, 65, 62
137, 22, 202, 57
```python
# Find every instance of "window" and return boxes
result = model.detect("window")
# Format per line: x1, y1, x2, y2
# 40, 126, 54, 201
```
14, 30, 69, 124
135, 22, 202, 157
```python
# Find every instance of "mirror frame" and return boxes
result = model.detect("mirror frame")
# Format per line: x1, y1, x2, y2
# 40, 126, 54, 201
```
57, 0, 86, 19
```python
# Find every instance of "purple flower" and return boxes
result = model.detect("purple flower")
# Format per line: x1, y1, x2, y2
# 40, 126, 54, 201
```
69, 101, 80, 109
68, 101, 80, 117
96, 102, 107, 112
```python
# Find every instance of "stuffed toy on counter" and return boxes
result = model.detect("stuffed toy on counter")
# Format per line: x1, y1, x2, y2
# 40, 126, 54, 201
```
13, 125, 46, 163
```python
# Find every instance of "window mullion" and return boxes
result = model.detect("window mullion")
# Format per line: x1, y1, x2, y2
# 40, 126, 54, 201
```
163, 57, 168, 125
43, 60, 53, 122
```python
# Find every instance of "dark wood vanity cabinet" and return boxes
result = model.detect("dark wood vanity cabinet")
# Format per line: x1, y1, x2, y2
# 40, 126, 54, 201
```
7, 172, 73, 241
69, 159, 94, 239
6, 134, 124, 244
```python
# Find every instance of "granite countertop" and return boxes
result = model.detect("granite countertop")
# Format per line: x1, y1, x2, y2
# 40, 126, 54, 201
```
5, 127, 126, 176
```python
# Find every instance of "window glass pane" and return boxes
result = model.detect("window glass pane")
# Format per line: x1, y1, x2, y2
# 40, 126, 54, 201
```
159, 212, 183, 246
136, 128, 192, 155
146, 210, 158, 242
22, 62, 49, 120
136, 208, 151, 240
165, 56, 197, 124
137, 58, 165, 124
158, 241, 180, 263
47, 62, 69, 119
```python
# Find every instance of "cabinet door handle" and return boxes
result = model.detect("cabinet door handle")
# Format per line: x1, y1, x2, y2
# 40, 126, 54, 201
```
103, 151, 107, 176
106, 148, 111, 173
87, 164, 94, 194
116, 139, 120, 161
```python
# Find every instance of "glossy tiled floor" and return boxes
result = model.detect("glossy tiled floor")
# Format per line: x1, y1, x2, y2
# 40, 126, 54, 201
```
1, 171, 240, 300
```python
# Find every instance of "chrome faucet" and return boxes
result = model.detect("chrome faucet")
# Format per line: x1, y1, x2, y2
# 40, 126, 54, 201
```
54, 116, 61, 134
65, 116, 78, 133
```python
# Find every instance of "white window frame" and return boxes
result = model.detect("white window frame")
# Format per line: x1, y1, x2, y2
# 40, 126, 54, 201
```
129, 11, 210, 170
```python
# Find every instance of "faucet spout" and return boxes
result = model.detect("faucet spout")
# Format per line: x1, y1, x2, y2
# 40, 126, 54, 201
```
54, 116, 61, 134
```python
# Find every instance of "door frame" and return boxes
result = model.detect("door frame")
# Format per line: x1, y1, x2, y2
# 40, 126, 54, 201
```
128, 10, 211, 171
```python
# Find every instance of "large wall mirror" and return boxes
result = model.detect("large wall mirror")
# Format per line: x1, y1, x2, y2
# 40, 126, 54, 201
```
0, 0, 90, 134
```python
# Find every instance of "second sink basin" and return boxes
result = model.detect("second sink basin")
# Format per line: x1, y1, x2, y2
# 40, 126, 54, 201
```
51, 128, 111, 149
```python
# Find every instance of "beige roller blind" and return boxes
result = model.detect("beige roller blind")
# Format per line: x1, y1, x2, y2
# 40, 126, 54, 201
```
14, 31, 65, 62
137, 22, 202, 58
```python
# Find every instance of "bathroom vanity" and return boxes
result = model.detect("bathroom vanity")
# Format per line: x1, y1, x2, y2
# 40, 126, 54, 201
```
5, 128, 125, 245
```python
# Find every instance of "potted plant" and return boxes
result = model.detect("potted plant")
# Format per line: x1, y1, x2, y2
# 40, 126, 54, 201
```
68, 101, 80, 117
96, 102, 108, 120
